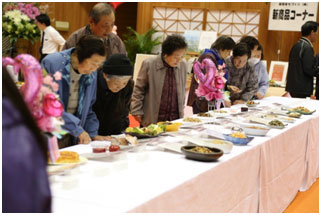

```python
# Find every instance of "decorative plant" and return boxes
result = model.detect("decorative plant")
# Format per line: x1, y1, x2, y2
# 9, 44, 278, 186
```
123, 27, 162, 65
2, 2, 41, 44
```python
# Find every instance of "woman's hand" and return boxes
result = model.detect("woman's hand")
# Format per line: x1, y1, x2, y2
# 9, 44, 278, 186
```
232, 100, 245, 105
255, 92, 264, 99
227, 85, 242, 94
78, 131, 92, 144
93, 135, 112, 141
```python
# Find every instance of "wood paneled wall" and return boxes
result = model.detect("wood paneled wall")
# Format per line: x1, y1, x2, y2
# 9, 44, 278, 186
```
137, 2, 319, 71
28, 2, 318, 71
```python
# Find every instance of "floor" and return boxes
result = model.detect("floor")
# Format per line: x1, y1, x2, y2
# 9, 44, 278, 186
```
284, 178, 319, 213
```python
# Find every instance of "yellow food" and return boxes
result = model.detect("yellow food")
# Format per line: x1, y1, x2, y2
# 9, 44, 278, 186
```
165, 123, 182, 131
230, 132, 247, 138
197, 113, 211, 117
54, 151, 79, 164
293, 106, 310, 113
188, 146, 213, 154
247, 100, 254, 105
183, 117, 202, 123
247, 126, 268, 130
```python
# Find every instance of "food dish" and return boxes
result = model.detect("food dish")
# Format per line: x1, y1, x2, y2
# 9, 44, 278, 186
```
181, 146, 223, 162
240, 123, 270, 136
287, 112, 301, 118
246, 100, 259, 107
268, 120, 285, 129
291, 106, 315, 115
49, 151, 87, 165
183, 117, 202, 123
223, 134, 254, 145
197, 113, 212, 117
157, 121, 182, 132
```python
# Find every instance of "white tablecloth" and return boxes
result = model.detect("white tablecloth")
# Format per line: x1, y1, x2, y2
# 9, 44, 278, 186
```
50, 96, 319, 213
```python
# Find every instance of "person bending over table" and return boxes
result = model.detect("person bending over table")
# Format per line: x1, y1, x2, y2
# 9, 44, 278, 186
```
42, 35, 109, 148
187, 35, 236, 113
225, 42, 258, 105
131, 34, 188, 127
93, 54, 134, 135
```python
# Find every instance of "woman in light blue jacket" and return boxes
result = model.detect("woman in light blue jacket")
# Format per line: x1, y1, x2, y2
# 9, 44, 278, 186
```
42, 35, 108, 147
248, 44, 269, 99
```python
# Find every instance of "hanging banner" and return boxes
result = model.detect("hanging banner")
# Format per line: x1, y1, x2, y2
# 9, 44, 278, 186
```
268, 2, 318, 31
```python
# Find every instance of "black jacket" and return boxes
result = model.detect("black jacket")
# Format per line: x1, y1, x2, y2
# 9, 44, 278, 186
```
286, 37, 317, 96
93, 71, 134, 135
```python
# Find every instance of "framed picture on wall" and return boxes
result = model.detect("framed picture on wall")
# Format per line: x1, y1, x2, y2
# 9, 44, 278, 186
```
269, 61, 288, 87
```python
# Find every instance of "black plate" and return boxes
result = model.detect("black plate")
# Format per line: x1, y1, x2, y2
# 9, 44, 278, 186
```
123, 132, 162, 139
181, 146, 223, 162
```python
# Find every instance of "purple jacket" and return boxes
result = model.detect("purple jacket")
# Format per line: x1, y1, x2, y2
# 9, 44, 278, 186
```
2, 97, 51, 212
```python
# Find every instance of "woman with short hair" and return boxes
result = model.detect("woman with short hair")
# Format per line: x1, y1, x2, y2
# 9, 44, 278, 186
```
42, 35, 109, 147
131, 34, 188, 126
225, 42, 258, 105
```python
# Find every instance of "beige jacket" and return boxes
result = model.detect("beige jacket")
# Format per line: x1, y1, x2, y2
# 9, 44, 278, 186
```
131, 55, 187, 126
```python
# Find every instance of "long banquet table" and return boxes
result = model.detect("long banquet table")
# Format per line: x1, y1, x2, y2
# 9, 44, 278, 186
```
50, 96, 319, 213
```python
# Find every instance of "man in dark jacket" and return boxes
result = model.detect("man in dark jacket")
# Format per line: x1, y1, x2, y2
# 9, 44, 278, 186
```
285, 21, 319, 98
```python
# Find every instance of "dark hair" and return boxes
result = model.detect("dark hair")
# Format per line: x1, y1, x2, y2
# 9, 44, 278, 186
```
257, 44, 264, 60
89, 3, 114, 24
233, 42, 251, 58
301, 21, 319, 36
2, 67, 48, 160
162, 34, 187, 56
211, 35, 236, 51
36, 13, 51, 26
75, 35, 106, 63
239, 36, 260, 51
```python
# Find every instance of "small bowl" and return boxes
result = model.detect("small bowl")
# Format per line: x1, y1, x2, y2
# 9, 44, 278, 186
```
165, 123, 182, 132
90, 141, 111, 153
223, 134, 254, 145
181, 146, 223, 162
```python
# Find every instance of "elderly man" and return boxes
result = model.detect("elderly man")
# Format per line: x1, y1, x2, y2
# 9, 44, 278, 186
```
63, 3, 127, 57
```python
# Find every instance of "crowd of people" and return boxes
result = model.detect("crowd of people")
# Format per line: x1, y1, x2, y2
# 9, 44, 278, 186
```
2, 2, 319, 213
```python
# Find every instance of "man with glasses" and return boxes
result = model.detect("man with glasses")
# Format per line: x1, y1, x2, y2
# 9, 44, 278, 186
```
63, 3, 127, 58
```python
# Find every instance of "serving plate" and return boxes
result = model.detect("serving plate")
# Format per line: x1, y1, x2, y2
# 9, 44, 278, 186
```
181, 145, 223, 162
123, 132, 163, 139
48, 156, 88, 165
182, 136, 233, 153
239, 123, 270, 136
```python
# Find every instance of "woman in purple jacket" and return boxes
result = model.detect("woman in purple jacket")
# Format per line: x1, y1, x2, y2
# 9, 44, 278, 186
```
2, 67, 51, 212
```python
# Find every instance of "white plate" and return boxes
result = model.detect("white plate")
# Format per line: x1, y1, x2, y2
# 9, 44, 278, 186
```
182, 136, 233, 154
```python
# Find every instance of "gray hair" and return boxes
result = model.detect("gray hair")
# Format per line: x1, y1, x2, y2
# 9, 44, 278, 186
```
105, 74, 132, 81
89, 3, 114, 24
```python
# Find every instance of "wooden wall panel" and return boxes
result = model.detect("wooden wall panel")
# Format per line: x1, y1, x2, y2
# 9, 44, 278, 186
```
136, 2, 319, 72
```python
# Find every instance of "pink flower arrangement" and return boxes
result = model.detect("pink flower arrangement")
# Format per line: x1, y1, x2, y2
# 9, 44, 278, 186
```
4, 2, 40, 20
2, 54, 65, 136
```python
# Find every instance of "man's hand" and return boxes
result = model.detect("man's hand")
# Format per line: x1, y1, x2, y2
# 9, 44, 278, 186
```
255, 92, 264, 100
227, 85, 242, 94
93, 135, 112, 141
78, 131, 92, 144
232, 100, 245, 105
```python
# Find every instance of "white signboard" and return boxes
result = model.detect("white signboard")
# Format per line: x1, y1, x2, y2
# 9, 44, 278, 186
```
198, 31, 217, 51
268, 2, 318, 31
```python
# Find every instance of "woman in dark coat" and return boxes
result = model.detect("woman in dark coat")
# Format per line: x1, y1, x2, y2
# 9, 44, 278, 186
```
93, 54, 134, 135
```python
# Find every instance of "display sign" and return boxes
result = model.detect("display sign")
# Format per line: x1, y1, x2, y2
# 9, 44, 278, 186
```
269, 61, 289, 87
268, 2, 318, 31
198, 31, 217, 51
